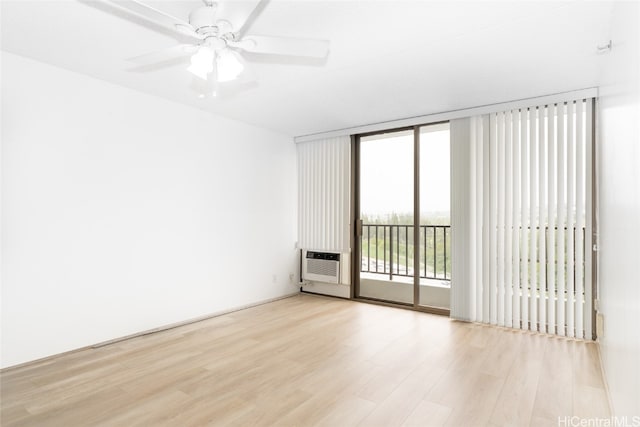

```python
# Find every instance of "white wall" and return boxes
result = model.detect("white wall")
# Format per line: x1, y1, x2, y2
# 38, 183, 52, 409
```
597, 2, 640, 416
1, 52, 298, 368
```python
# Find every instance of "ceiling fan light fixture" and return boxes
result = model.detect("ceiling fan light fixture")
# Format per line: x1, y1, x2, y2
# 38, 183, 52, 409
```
187, 46, 215, 80
216, 48, 244, 82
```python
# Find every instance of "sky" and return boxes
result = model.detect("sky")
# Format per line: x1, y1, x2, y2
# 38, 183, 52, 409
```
360, 126, 450, 219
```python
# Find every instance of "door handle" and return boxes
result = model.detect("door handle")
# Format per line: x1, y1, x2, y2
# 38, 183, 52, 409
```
356, 218, 363, 237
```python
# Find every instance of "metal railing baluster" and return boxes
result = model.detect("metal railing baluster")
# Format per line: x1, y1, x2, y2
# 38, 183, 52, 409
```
443, 226, 447, 279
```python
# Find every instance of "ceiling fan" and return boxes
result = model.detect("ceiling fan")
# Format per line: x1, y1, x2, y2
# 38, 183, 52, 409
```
96, 0, 330, 96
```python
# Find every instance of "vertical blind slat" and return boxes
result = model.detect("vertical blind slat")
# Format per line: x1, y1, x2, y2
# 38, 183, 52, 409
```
505, 111, 514, 328
475, 117, 484, 320
497, 112, 506, 326
521, 108, 530, 330
576, 100, 585, 339
489, 113, 498, 325
482, 115, 491, 324
567, 101, 575, 338
529, 107, 538, 331
538, 104, 547, 333
557, 102, 566, 337
512, 109, 521, 329
584, 99, 594, 339
547, 103, 557, 335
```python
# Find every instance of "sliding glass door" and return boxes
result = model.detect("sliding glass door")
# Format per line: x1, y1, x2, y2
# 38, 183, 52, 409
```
355, 123, 450, 311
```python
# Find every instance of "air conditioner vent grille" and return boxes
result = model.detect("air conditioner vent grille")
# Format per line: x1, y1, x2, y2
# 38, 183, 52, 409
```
307, 259, 338, 277
302, 251, 341, 284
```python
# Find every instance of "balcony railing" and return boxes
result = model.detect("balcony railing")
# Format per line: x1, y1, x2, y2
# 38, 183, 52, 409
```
360, 224, 586, 289
361, 224, 450, 281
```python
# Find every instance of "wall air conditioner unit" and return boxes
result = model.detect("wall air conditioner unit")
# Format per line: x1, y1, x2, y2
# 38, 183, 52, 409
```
302, 251, 341, 284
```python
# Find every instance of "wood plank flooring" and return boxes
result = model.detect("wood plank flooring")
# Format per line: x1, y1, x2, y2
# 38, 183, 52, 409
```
1, 294, 610, 426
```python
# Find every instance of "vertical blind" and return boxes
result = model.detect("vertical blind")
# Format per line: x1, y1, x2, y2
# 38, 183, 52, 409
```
297, 136, 351, 253
451, 98, 594, 339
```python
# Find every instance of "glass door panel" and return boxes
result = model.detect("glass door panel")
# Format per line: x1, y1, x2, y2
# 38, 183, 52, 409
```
418, 123, 451, 309
358, 129, 414, 304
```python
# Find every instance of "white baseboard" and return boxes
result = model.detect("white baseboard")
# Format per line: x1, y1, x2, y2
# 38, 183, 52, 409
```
92, 291, 301, 347
1, 292, 300, 371
301, 281, 350, 299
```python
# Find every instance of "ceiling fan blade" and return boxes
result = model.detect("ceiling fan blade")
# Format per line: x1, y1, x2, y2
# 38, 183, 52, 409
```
126, 44, 198, 65
230, 35, 329, 58
217, 0, 264, 34
105, 0, 202, 41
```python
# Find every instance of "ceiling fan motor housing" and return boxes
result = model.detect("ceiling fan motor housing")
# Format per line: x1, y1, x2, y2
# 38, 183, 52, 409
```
189, 6, 219, 36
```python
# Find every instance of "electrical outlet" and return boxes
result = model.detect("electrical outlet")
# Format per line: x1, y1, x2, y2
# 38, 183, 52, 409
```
272, 274, 277, 284
289, 273, 294, 284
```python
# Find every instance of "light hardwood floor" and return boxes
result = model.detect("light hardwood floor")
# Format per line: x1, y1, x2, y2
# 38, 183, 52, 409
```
1, 294, 610, 426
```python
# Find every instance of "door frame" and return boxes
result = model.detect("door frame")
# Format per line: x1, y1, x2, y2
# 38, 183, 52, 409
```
350, 123, 450, 316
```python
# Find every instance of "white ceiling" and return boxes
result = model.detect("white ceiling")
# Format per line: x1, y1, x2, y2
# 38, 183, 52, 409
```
1, 0, 614, 137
